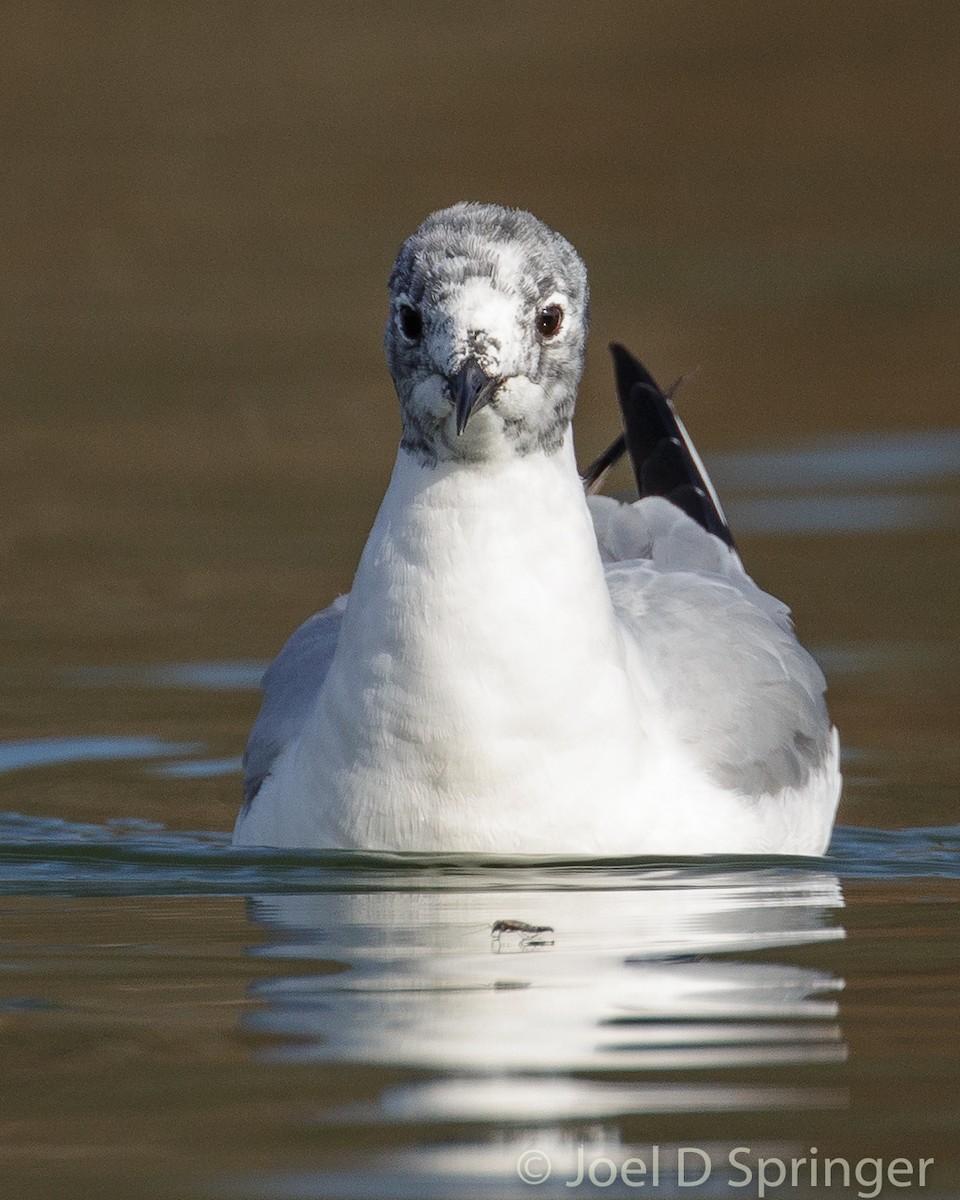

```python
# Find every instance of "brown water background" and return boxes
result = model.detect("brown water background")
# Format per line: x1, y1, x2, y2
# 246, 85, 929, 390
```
0, 4, 958, 1198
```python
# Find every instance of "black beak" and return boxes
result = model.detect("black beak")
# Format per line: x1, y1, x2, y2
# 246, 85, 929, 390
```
447, 357, 502, 435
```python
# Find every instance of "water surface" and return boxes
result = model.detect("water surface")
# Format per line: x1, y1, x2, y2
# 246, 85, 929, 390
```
2, 5, 959, 1198
0, 817, 958, 1199
2, 338, 958, 1200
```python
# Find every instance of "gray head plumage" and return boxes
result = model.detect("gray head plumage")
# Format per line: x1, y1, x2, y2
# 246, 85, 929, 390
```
384, 202, 590, 465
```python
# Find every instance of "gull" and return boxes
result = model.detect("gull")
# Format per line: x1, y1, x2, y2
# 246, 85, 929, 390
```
233, 203, 841, 855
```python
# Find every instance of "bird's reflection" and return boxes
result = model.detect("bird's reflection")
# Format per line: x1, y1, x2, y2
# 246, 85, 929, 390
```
241, 863, 847, 1123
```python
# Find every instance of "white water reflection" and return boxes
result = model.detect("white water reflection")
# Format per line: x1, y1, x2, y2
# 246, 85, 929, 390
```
243, 866, 847, 1100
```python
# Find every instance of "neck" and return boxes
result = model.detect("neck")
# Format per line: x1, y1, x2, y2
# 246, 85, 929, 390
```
340, 430, 622, 676
303, 429, 643, 842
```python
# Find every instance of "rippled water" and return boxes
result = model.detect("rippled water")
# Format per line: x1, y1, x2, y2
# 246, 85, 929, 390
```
0, 816, 958, 1198
1, 421, 959, 1197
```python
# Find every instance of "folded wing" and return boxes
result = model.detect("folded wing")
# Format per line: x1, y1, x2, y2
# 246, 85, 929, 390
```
589, 345, 835, 802
240, 596, 346, 813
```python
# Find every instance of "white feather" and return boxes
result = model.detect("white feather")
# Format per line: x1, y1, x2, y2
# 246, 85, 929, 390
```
236, 433, 840, 854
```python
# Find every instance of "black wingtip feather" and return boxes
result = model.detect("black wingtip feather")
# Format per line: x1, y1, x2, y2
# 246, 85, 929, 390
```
580, 432, 626, 493
608, 342, 735, 549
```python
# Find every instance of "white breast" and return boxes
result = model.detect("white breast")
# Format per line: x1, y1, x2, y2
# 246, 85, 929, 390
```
236, 432, 840, 855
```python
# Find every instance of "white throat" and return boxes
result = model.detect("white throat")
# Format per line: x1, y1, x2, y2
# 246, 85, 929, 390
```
293, 429, 646, 848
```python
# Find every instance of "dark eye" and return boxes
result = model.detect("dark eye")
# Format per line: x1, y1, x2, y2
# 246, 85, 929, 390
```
398, 304, 423, 342
536, 304, 563, 338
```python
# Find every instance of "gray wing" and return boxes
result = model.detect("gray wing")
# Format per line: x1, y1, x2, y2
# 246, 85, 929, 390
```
589, 494, 831, 797
589, 493, 792, 629
240, 595, 347, 812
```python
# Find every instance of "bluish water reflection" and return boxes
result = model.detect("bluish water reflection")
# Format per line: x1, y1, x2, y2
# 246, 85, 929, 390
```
710, 426, 960, 534
710, 429, 960, 491
0, 735, 201, 774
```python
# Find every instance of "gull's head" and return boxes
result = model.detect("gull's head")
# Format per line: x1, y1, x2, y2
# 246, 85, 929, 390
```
385, 202, 589, 464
